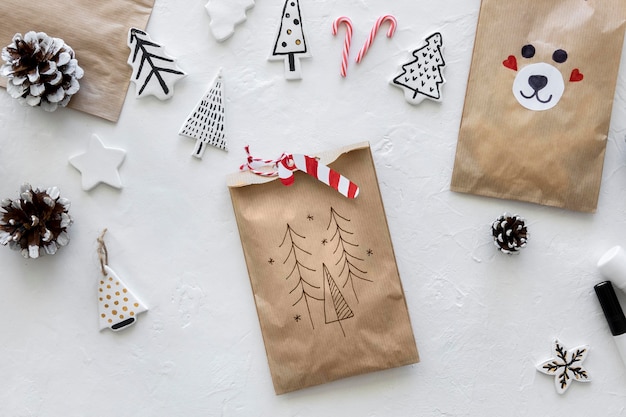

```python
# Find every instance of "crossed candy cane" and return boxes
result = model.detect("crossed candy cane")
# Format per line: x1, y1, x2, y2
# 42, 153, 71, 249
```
240, 146, 360, 199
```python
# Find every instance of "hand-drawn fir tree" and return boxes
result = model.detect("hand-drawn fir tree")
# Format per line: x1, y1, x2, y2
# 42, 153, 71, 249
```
327, 207, 371, 303
178, 70, 227, 159
279, 224, 322, 329
269, 0, 310, 80
323, 264, 354, 337
127, 28, 186, 100
392, 32, 446, 105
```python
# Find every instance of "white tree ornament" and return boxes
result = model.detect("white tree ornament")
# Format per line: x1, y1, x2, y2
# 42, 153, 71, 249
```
392, 32, 446, 105
269, 0, 311, 80
205, 0, 255, 42
179, 70, 227, 158
127, 28, 187, 100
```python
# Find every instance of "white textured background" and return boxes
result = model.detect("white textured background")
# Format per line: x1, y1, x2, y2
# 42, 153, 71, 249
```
2, 0, 626, 415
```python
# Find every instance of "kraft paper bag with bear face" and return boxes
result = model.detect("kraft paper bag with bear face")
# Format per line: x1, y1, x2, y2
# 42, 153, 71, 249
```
0, 0, 155, 122
451, 0, 626, 212
228, 142, 419, 394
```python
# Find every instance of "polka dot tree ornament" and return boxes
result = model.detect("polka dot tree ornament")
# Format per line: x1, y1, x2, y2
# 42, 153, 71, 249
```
97, 229, 147, 332
491, 213, 528, 254
269, 0, 311, 80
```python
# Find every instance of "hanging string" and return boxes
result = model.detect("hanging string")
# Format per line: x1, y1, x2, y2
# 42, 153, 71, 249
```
96, 228, 109, 276
239, 145, 289, 177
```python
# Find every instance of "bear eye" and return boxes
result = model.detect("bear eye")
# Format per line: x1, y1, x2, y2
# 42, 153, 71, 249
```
521, 44, 535, 59
552, 49, 568, 63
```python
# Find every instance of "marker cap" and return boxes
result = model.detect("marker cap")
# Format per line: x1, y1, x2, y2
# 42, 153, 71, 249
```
597, 246, 626, 292
594, 281, 626, 336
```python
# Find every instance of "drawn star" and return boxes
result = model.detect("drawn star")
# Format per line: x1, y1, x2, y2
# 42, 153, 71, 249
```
366, 249, 374, 256
294, 314, 301, 322
268, 258, 275, 265
536, 339, 591, 394
69, 134, 126, 191
307, 214, 314, 221
321, 238, 328, 246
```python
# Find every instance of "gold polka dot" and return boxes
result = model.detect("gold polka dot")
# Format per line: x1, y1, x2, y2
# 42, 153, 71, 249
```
114, 301, 119, 305
287, 29, 292, 35
100, 280, 104, 285
106, 285, 111, 289
122, 306, 128, 311
123, 289, 127, 293
119, 315, 124, 319
123, 297, 128, 302
108, 319, 112, 323
101, 314, 106, 318
109, 277, 113, 281
99, 288, 103, 292
134, 303, 139, 307
99, 297, 103, 301
104, 304, 109, 308
130, 312, 135, 316
115, 291, 120, 296
296, 39, 301, 45
112, 310, 117, 315
106, 295, 111, 299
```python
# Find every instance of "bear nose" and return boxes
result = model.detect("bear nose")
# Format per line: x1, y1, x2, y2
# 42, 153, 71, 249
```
528, 75, 548, 91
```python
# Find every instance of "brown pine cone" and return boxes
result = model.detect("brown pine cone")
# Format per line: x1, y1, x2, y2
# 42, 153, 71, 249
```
1, 31, 84, 111
492, 213, 528, 254
0, 184, 72, 259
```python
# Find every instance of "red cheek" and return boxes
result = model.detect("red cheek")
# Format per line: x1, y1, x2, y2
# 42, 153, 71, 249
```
503, 55, 518, 71
570, 68, 584, 82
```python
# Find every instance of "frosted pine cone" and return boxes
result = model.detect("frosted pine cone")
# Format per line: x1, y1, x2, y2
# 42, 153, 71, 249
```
492, 213, 528, 254
1, 31, 84, 112
0, 184, 72, 259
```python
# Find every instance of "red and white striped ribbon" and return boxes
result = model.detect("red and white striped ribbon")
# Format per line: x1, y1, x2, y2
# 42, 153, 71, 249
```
355, 14, 397, 64
332, 16, 353, 78
240, 147, 359, 199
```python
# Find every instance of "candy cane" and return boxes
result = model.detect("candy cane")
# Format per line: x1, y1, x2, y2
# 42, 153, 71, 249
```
355, 15, 397, 64
332, 16, 353, 77
278, 154, 360, 199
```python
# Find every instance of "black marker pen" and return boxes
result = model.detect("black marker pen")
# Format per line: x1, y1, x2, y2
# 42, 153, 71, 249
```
594, 281, 626, 369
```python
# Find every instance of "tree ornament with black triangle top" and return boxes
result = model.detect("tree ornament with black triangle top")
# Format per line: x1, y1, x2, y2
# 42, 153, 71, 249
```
392, 32, 446, 105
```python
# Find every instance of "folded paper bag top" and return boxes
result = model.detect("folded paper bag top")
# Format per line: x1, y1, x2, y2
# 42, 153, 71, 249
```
228, 142, 419, 394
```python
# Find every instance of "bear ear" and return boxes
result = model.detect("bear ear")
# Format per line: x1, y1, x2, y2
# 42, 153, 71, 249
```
570, 68, 584, 82
503, 55, 517, 71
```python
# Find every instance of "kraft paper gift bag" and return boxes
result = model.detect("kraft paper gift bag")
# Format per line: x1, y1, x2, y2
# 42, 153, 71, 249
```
451, 0, 626, 212
0, 0, 155, 122
228, 142, 419, 394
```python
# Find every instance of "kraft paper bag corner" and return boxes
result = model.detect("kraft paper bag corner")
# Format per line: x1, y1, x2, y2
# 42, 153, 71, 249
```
0, 0, 155, 122
451, 0, 626, 212
228, 143, 419, 394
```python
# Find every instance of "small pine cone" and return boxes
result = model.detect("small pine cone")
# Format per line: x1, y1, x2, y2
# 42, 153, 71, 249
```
0, 184, 72, 259
492, 213, 528, 254
1, 31, 84, 112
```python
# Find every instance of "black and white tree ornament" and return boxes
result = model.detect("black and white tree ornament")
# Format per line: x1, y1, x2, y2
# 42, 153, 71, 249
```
491, 213, 528, 254
1, 31, 84, 111
0, 184, 72, 259
269, 0, 311, 80
179, 69, 227, 158
127, 28, 186, 100
392, 32, 446, 105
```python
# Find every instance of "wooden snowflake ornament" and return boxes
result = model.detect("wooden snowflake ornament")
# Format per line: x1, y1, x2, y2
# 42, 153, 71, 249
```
536, 339, 591, 394
127, 28, 186, 100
